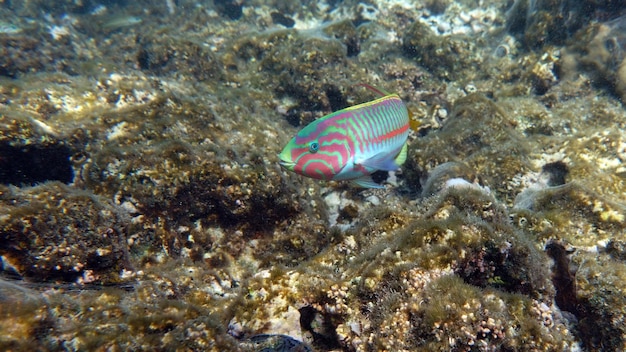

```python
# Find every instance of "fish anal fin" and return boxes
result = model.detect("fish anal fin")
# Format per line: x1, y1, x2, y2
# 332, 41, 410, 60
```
351, 175, 385, 189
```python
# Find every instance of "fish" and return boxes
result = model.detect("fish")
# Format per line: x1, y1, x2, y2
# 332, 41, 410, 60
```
102, 15, 142, 30
0, 20, 22, 34
278, 85, 412, 188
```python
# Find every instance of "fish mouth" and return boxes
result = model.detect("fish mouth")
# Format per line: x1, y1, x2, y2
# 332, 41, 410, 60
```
278, 155, 295, 171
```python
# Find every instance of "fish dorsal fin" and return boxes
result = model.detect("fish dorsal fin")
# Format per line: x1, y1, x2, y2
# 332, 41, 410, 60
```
408, 108, 420, 131
356, 83, 391, 97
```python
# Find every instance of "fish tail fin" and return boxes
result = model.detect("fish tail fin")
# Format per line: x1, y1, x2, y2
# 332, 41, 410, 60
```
408, 108, 421, 131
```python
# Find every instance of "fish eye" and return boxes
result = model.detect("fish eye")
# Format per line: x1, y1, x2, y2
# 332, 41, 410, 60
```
309, 142, 319, 153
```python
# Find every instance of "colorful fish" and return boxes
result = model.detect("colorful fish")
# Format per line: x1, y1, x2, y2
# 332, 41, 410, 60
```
278, 86, 411, 188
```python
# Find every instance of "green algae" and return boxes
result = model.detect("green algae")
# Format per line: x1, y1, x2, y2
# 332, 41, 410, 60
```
406, 93, 532, 204
223, 181, 565, 350
415, 275, 571, 350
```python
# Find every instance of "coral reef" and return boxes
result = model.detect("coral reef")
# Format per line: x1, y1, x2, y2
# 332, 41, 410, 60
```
0, 0, 626, 350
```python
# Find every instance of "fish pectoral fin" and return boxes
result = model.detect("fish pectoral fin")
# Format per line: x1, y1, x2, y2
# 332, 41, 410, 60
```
351, 175, 385, 189
394, 142, 408, 166
359, 152, 400, 171
360, 143, 408, 171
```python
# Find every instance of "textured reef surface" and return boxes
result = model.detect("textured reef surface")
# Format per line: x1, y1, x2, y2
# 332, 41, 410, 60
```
1, 0, 626, 351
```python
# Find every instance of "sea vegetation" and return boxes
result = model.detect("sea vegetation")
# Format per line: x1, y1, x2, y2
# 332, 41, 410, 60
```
1, 0, 626, 350
0, 182, 130, 283
506, 0, 626, 48
232, 183, 574, 351
402, 20, 483, 80
560, 14, 626, 103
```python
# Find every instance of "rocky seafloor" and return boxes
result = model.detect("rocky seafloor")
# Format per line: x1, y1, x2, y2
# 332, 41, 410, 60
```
1, 0, 626, 351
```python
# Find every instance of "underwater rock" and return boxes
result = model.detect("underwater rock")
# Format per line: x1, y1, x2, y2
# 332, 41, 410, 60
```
232, 174, 573, 351
513, 161, 570, 211
0, 36, 41, 78
0, 34, 82, 78
402, 20, 481, 80
245, 334, 312, 352
0, 11, 113, 78
423, 0, 451, 15
322, 20, 360, 58
299, 306, 341, 350
528, 51, 560, 95
0, 182, 130, 282
214, 0, 244, 21
63, 81, 331, 266
506, 0, 626, 49
9, 0, 98, 16
568, 248, 626, 351
271, 12, 296, 28
83, 133, 323, 262
511, 179, 626, 350
406, 93, 530, 204
0, 142, 73, 186
137, 33, 223, 82
0, 278, 55, 350
545, 240, 578, 315
420, 161, 481, 197
513, 182, 625, 236
426, 185, 552, 298
229, 25, 355, 126
566, 15, 626, 102
0, 261, 246, 350
606, 239, 626, 261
